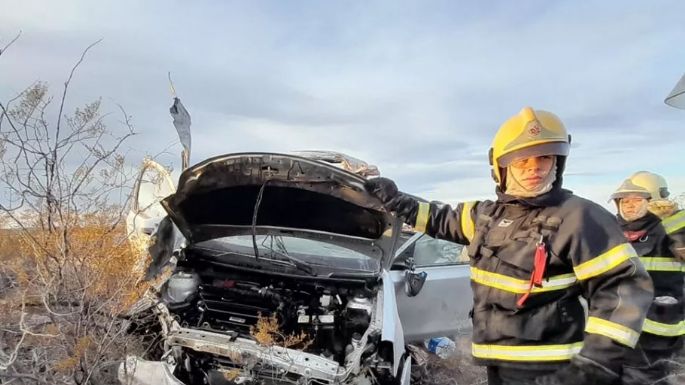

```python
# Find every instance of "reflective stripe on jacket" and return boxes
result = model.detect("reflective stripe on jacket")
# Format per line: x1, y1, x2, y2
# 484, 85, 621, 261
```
413, 190, 653, 371
663, 210, 685, 235
620, 212, 685, 349
664, 210, 685, 261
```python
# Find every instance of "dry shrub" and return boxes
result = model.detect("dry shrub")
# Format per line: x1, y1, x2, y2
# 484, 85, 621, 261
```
0, 40, 147, 384
250, 314, 278, 346
222, 368, 242, 381
250, 314, 312, 349
0, 211, 154, 385
54, 336, 94, 373
2, 211, 149, 311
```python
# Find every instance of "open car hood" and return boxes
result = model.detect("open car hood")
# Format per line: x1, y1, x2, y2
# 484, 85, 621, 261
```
161, 153, 401, 268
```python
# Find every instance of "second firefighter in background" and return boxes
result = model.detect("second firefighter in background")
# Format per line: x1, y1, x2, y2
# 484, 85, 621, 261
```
610, 171, 685, 385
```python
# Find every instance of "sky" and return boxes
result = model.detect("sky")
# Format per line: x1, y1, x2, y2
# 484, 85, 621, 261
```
1, 0, 685, 210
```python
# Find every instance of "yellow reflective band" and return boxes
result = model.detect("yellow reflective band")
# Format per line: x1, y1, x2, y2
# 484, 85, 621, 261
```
472, 342, 583, 362
642, 319, 685, 337
470, 267, 577, 294
585, 316, 640, 348
460, 201, 476, 242
663, 211, 685, 235
414, 202, 430, 233
573, 243, 637, 280
639, 257, 685, 272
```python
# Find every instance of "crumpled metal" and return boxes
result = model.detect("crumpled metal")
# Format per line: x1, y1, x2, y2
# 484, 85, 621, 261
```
118, 356, 184, 385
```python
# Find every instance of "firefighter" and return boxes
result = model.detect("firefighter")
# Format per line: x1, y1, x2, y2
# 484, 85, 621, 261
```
366, 107, 653, 385
610, 173, 684, 384
633, 171, 685, 261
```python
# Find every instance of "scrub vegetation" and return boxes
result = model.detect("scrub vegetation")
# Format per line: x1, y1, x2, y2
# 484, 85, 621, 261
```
0, 36, 149, 385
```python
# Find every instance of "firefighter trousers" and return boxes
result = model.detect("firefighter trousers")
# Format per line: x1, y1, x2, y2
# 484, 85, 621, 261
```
486, 366, 556, 385
623, 347, 679, 385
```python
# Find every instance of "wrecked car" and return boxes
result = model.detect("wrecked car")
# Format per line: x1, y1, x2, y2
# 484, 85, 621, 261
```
122, 152, 471, 385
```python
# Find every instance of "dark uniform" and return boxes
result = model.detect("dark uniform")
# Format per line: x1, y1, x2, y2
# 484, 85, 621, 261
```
619, 212, 684, 385
392, 186, 653, 384
366, 107, 654, 385
663, 209, 685, 260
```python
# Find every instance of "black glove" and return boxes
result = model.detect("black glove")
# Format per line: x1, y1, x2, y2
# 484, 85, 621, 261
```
365, 177, 420, 225
535, 355, 619, 385
365, 177, 399, 205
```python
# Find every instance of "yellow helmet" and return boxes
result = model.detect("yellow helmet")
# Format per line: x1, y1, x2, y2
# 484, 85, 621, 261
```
490, 107, 571, 186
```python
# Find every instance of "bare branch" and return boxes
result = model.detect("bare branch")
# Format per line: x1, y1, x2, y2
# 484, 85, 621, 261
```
70, 131, 135, 198
0, 372, 51, 385
54, 39, 102, 148
0, 30, 21, 57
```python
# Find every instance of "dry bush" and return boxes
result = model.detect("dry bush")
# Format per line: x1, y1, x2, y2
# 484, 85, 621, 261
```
0, 36, 152, 385
250, 314, 312, 350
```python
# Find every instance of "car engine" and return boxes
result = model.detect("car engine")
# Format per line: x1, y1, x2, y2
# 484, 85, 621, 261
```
145, 257, 389, 385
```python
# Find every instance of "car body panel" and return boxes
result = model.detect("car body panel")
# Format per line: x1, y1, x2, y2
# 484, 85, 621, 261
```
390, 265, 472, 342
391, 233, 472, 342
381, 270, 406, 376
289, 150, 380, 178
126, 159, 177, 239
126, 159, 178, 279
118, 356, 184, 385
160, 152, 400, 269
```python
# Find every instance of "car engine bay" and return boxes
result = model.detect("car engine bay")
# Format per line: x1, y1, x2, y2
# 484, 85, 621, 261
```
133, 253, 398, 385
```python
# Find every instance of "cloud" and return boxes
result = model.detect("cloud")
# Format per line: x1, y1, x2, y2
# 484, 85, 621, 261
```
1, 0, 685, 206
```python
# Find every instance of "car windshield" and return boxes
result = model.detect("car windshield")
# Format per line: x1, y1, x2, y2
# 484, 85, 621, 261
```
196, 235, 380, 273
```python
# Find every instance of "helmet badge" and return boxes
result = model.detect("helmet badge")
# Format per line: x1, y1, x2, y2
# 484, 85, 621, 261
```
527, 121, 542, 137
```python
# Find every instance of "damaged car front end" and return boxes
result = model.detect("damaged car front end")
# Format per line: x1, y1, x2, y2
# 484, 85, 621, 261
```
121, 153, 413, 385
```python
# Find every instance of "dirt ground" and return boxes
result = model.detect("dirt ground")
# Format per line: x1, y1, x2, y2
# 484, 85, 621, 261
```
425, 336, 487, 385
412, 333, 487, 385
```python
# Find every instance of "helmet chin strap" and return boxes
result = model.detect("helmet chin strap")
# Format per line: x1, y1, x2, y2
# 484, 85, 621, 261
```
505, 161, 557, 198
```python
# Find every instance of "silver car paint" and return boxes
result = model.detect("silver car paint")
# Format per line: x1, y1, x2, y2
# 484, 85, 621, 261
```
380, 270, 406, 377
118, 356, 184, 385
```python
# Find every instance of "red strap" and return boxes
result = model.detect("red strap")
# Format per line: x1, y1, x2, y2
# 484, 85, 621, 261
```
532, 242, 547, 286
623, 230, 647, 242
517, 241, 547, 308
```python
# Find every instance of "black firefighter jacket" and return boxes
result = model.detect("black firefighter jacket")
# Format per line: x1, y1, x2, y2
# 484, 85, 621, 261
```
405, 188, 653, 373
663, 209, 685, 261
621, 212, 685, 350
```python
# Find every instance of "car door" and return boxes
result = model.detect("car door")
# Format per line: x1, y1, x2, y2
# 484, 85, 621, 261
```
390, 232, 472, 343
126, 159, 177, 276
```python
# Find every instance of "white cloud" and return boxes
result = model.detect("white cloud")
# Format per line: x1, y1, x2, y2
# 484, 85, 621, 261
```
1, 0, 685, 208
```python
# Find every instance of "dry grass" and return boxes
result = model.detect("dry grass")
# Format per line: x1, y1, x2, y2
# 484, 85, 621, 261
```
250, 314, 313, 349
0, 214, 154, 384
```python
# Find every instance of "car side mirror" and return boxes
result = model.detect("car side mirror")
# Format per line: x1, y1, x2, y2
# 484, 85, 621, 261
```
405, 270, 427, 297
403, 257, 427, 297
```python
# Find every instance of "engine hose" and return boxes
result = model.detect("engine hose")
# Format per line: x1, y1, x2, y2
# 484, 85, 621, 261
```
223, 287, 284, 304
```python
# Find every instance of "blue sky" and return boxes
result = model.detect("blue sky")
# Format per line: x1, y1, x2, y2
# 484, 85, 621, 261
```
1, 0, 684, 209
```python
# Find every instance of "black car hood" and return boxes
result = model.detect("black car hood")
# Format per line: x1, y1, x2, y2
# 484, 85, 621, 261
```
161, 153, 401, 268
